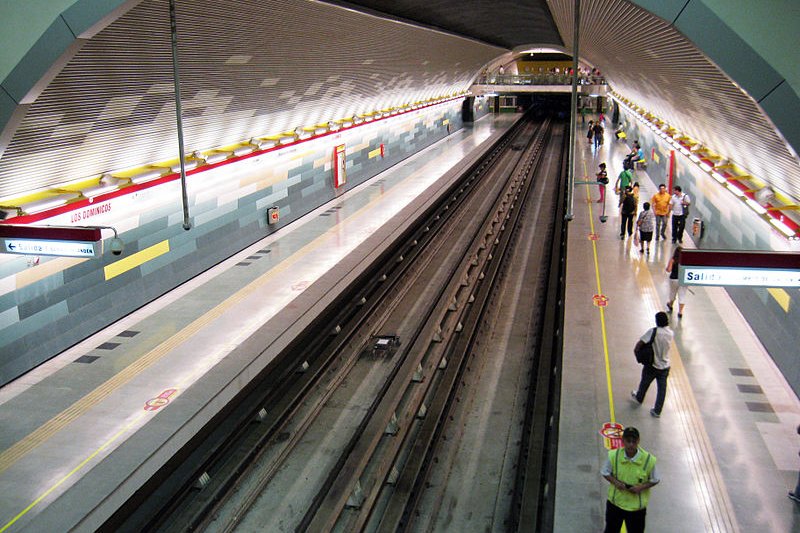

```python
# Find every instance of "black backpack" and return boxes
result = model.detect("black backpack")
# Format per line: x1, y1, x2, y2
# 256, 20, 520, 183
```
622, 194, 635, 214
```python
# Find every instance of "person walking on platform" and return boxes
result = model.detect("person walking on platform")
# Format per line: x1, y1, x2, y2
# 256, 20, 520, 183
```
631, 312, 674, 417
620, 187, 636, 239
665, 246, 687, 318
601, 426, 660, 533
650, 184, 671, 240
588, 120, 594, 144
615, 167, 633, 207
668, 186, 691, 243
593, 120, 604, 148
596, 163, 609, 203
636, 202, 655, 254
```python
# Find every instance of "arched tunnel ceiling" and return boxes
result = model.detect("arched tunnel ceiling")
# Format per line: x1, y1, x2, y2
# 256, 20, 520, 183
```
0, 0, 503, 199
329, 0, 564, 49
0, 0, 798, 206
546, 0, 800, 202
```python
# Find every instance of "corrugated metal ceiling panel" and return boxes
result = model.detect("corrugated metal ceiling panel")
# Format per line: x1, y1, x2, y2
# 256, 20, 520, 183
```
0, 0, 504, 199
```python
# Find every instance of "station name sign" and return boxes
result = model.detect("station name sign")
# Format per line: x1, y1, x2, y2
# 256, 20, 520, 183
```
0, 225, 103, 258
679, 249, 800, 288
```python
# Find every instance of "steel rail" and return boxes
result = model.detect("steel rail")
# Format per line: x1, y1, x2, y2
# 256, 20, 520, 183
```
512, 122, 570, 531
376, 121, 557, 532
123, 118, 531, 533
299, 119, 551, 532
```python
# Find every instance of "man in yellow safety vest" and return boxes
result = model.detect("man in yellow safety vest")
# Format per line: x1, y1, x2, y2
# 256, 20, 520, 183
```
600, 427, 660, 533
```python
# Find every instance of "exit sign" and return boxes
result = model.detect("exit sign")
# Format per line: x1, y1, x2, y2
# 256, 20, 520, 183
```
679, 249, 800, 288
3, 239, 99, 257
0, 224, 103, 258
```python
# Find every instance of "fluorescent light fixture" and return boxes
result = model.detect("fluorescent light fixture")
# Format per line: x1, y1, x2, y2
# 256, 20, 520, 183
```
679, 147, 691, 156
689, 154, 701, 163
745, 199, 767, 214
520, 47, 564, 54
770, 218, 796, 237
204, 153, 229, 164
132, 169, 166, 183
233, 146, 255, 157
659, 132, 668, 138
699, 162, 713, 172
170, 160, 198, 174
20, 194, 76, 214
82, 183, 120, 199
725, 182, 745, 197
711, 171, 726, 183
249, 137, 274, 149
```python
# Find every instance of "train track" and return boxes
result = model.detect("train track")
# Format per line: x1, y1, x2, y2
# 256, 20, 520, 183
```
115, 113, 568, 532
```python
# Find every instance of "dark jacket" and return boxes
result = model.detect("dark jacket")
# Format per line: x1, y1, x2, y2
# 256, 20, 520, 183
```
621, 193, 636, 215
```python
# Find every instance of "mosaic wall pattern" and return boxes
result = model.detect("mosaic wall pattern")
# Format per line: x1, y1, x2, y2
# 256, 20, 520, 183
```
0, 102, 464, 384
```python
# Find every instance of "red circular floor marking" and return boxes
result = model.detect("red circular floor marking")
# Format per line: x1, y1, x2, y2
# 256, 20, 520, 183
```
588, 233, 599, 240
144, 388, 178, 411
592, 294, 608, 307
599, 422, 624, 450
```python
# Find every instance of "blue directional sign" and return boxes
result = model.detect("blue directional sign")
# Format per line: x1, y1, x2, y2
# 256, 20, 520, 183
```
3, 239, 99, 258
0, 225, 103, 258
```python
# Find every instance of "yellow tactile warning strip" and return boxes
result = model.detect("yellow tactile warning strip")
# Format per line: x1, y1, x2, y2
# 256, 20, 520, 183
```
0, 143, 471, 527
0, 223, 329, 476
618, 208, 741, 531
103, 239, 170, 280
0, 222, 347, 528
767, 287, 790, 313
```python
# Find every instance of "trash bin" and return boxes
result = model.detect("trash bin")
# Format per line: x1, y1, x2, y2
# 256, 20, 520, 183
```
692, 217, 704, 238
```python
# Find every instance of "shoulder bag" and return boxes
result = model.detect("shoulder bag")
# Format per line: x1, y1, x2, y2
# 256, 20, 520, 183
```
634, 327, 657, 365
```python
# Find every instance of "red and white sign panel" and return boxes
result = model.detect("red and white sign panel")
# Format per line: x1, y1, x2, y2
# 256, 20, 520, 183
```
333, 144, 347, 188
679, 250, 800, 288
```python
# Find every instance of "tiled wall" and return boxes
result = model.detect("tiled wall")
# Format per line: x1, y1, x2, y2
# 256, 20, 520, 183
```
0, 102, 463, 384
619, 108, 800, 397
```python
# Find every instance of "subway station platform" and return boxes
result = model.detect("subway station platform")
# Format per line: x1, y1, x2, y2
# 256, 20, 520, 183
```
556, 121, 800, 532
2, 112, 799, 533
0, 114, 519, 532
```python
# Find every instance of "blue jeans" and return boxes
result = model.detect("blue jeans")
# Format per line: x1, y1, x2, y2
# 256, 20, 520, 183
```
655, 215, 667, 238
634, 365, 670, 414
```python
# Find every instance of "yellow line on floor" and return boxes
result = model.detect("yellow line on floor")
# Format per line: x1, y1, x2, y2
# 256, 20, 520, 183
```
0, 412, 146, 533
582, 161, 616, 424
